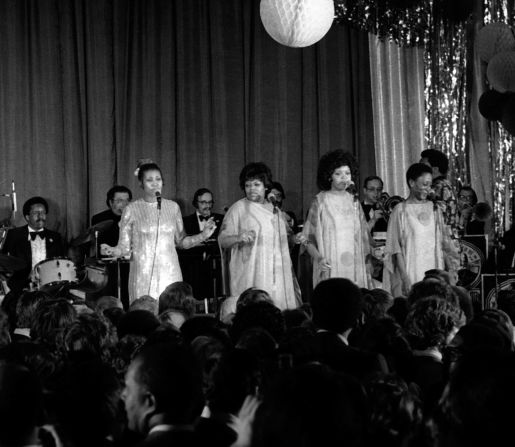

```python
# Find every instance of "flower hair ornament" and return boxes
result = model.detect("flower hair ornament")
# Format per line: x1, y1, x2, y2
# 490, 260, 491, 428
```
134, 158, 155, 177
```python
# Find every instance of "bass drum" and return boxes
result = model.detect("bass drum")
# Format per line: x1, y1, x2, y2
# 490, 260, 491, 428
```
32, 257, 78, 291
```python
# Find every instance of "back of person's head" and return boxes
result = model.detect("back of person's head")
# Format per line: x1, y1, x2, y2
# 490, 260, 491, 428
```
439, 349, 515, 446
95, 295, 123, 313
421, 149, 449, 176
408, 279, 459, 307
236, 287, 274, 312
278, 326, 318, 368
472, 308, 514, 350
405, 297, 465, 351
180, 315, 230, 346
364, 373, 423, 447
129, 295, 158, 315
116, 309, 160, 339
190, 335, 227, 396
208, 348, 262, 415
130, 342, 203, 425
158, 281, 194, 314
0, 361, 43, 446
159, 308, 188, 329
143, 323, 183, 347
230, 301, 286, 344
63, 313, 117, 361
55, 359, 122, 447
311, 278, 363, 333
281, 308, 310, 330
387, 297, 410, 327
31, 298, 77, 346
496, 289, 515, 325
0, 308, 11, 348
363, 289, 394, 321
235, 326, 278, 361
103, 306, 125, 328
15, 291, 50, 329
252, 363, 368, 447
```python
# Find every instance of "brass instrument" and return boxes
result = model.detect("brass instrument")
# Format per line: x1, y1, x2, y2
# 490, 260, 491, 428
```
376, 192, 404, 222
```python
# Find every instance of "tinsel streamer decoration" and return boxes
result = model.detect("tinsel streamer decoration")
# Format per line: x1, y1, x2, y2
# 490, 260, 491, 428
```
424, 4, 469, 190
484, 0, 515, 236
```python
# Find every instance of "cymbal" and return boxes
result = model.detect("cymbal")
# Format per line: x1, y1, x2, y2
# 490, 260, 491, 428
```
0, 254, 27, 273
70, 220, 115, 247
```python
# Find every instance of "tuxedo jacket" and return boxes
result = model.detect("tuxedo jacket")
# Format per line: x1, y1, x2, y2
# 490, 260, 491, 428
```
183, 212, 224, 240
1, 225, 64, 291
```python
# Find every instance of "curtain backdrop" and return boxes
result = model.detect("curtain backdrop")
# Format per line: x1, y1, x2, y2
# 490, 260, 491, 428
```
0, 0, 375, 241
368, 34, 425, 199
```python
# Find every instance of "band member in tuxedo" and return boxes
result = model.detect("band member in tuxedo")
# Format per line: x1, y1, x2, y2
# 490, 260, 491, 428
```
1, 196, 64, 292
183, 188, 223, 239
91, 185, 132, 246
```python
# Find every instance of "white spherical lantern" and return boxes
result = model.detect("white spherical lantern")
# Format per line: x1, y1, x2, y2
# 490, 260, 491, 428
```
476, 22, 515, 63
487, 51, 515, 93
260, 0, 335, 48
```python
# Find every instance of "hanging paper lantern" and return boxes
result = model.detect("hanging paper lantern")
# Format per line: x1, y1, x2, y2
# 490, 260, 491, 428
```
486, 51, 515, 93
260, 0, 335, 48
476, 22, 515, 63
478, 90, 511, 121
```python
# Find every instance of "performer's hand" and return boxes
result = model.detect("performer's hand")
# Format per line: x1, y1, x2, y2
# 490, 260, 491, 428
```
372, 209, 384, 221
202, 218, 217, 240
239, 230, 256, 244
401, 275, 411, 296
100, 244, 121, 257
294, 233, 308, 245
317, 256, 331, 272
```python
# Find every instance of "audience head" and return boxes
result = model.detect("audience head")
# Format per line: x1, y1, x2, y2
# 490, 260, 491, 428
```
95, 295, 123, 313
30, 298, 77, 347
230, 301, 286, 345
158, 281, 195, 317
408, 279, 459, 307
420, 148, 449, 177
180, 315, 231, 346
252, 363, 368, 447
405, 297, 465, 351
15, 291, 49, 330
106, 185, 132, 216
0, 362, 43, 446
363, 288, 394, 321
130, 295, 158, 315
122, 342, 203, 434
236, 287, 274, 312
311, 278, 363, 333
117, 310, 160, 339
0, 308, 11, 347
23, 196, 49, 230
317, 150, 357, 191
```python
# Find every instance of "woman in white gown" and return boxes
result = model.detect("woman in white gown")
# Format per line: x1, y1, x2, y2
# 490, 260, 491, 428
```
102, 161, 216, 303
218, 162, 301, 310
301, 150, 372, 289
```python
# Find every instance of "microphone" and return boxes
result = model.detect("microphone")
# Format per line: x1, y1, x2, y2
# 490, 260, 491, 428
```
155, 191, 161, 210
268, 192, 279, 214
11, 180, 17, 213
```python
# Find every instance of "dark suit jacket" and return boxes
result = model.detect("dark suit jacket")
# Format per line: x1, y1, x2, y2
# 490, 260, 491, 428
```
137, 429, 200, 447
183, 212, 223, 240
91, 209, 122, 247
1, 225, 64, 291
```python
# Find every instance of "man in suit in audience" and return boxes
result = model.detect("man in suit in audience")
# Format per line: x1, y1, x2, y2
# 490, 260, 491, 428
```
1, 196, 64, 292
122, 342, 203, 446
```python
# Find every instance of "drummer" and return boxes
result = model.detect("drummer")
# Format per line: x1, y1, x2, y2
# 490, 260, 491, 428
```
1, 196, 65, 293
91, 185, 132, 247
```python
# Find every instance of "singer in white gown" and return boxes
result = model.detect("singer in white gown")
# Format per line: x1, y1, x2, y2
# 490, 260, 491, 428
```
102, 162, 215, 303
301, 151, 372, 288
219, 163, 301, 310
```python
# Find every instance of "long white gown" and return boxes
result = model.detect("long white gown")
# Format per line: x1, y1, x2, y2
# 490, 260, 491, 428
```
117, 198, 184, 302
218, 198, 300, 310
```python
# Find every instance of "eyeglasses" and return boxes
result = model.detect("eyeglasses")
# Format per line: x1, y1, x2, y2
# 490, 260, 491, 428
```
366, 187, 383, 193
113, 199, 130, 204
198, 200, 214, 205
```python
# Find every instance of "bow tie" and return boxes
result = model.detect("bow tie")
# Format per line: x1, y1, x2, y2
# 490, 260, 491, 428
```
198, 215, 210, 222
29, 230, 45, 241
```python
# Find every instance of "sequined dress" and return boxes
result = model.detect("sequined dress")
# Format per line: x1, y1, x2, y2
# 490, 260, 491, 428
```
116, 198, 184, 302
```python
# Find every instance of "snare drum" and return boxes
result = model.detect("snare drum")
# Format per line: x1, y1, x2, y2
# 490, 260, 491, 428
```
33, 257, 78, 290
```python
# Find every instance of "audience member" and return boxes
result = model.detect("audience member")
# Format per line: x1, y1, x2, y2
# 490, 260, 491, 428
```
130, 295, 159, 315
